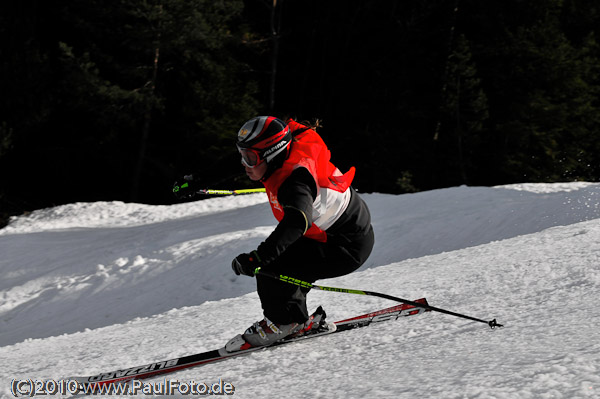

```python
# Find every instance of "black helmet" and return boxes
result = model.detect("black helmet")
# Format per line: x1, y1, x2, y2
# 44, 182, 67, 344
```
236, 116, 291, 167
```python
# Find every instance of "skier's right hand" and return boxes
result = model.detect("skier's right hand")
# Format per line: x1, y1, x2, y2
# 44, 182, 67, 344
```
231, 251, 261, 277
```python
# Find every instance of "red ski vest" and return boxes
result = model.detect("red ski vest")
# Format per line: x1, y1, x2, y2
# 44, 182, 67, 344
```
262, 120, 355, 242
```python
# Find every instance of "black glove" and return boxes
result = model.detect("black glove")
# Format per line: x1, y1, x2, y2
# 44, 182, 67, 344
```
173, 175, 197, 199
231, 251, 262, 277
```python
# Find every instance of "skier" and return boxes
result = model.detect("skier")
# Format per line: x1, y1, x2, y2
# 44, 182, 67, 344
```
226, 116, 374, 352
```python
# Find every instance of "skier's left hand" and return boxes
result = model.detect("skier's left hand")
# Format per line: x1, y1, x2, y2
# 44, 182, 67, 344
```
172, 175, 197, 199
231, 251, 261, 277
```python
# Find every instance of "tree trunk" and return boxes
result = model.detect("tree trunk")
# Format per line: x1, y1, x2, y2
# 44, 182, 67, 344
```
131, 4, 162, 202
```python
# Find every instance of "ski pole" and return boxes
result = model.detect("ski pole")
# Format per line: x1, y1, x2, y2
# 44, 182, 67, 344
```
196, 188, 266, 196
255, 269, 503, 329
173, 183, 266, 199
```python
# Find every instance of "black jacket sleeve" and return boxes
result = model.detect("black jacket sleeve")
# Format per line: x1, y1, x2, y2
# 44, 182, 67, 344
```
255, 167, 317, 266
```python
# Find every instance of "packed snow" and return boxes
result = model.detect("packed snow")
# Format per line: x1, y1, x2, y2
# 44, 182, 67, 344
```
1, 182, 600, 398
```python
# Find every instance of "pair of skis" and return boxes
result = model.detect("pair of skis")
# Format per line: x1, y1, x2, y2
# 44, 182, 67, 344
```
67, 299, 430, 389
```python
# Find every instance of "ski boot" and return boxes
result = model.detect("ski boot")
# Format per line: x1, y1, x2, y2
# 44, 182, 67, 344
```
285, 306, 331, 339
224, 317, 301, 352
224, 306, 332, 353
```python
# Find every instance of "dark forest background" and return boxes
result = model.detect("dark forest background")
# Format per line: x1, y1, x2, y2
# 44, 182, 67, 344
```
1, 0, 599, 227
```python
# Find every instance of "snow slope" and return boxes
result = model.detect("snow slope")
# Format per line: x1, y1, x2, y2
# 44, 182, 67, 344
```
1, 182, 599, 398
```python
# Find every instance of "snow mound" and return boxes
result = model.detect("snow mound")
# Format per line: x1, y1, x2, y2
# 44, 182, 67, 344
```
0, 194, 267, 234
497, 181, 597, 193
1, 182, 600, 398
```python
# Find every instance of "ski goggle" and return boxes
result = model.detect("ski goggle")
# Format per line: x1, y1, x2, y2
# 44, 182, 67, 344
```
237, 146, 263, 168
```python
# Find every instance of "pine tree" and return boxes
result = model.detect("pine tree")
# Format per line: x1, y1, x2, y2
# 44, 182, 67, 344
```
435, 33, 489, 186
0, 0, 260, 212
462, 0, 600, 184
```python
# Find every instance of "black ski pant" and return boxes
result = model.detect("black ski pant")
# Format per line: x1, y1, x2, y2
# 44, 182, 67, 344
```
256, 225, 374, 324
